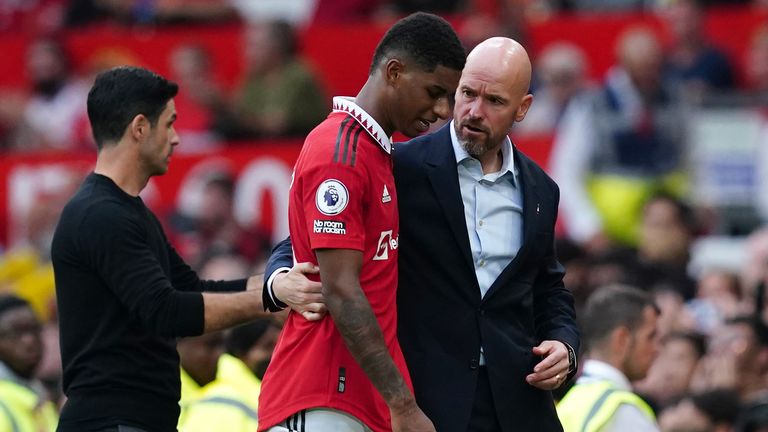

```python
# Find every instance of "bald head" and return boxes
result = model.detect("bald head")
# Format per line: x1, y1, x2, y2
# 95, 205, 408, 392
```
465, 37, 532, 99
453, 37, 534, 164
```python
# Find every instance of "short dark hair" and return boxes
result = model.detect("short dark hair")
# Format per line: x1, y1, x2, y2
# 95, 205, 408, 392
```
689, 389, 741, 426
725, 315, 768, 348
268, 20, 298, 58
369, 12, 465, 75
645, 192, 697, 232
0, 295, 30, 318
225, 319, 275, 356
582, 284, 659, 350
663, 331, 707, 358
87, 66, 178, 149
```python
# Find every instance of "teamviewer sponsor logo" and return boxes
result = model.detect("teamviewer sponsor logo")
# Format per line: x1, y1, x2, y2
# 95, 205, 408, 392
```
314, 220, 347, 235
373, 230, 398, 260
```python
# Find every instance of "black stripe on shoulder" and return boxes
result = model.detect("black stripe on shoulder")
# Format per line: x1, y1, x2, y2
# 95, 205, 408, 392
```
350, 124, 365, 167
333, 116, 353, 163
341, 121, 361, 165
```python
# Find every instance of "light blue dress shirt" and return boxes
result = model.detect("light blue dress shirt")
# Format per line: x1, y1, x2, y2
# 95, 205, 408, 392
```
450, 121, 524, 365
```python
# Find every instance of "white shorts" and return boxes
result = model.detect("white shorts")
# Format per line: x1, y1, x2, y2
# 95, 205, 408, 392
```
266, 408, 374, 432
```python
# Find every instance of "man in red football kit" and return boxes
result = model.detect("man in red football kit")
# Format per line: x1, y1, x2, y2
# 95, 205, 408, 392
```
257, 12, 465, 432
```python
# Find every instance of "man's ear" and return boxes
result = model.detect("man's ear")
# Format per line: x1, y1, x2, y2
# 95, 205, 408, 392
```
384, 58, 405, 86
611, 326, 632, 359
515, 94, 534, 122
129, 114, 150, 141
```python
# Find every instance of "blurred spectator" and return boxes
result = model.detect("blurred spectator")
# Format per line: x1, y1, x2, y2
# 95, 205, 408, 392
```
170, 172, 271, 267
685, 269, 745, 333
741, 227, 768, 322
691, 316, 768, 402
651, 286, 693, 339
660, 0, 735, 102
216, 20, 327, 140
738, 396, 768, 432
178, 320, 278, 431
0, 0, 65, 33
746, 23, 768, 95
570, 0, 651, 12
392, 0, 466, 14
551, 27, 689, 249
230, 0, 317, 26
658, 389, 741, 432
634, 193, 697, 299
457, 13, 507, 54
9, 38, 90, 152
0, 295, 58, 431
177, 330, 226, 424
558, 284, 661, 431
180, 254, 266, 432
66, 0, 238, 27
556, 238, 592, 313
516, 42, 592, 136
636, 331, 707, 408
168, 44, 225, 152
310, 0, 388, 24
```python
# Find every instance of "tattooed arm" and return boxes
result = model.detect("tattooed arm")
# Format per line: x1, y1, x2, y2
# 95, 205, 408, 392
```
315, 248, 434, 432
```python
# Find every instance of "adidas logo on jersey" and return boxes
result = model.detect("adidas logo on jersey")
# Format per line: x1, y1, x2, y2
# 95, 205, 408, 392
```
382, 185, 391, 203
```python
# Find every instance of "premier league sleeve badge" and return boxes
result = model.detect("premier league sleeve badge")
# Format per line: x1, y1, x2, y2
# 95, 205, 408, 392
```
315, 179, 349, 216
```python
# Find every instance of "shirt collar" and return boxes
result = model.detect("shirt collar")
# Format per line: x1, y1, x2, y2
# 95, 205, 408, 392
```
448, 120, 517, 180
332, 96, 392, 154
580, 359, 633, 391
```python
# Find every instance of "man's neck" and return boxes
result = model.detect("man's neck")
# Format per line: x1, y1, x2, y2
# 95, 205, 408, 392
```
355, 77, 393, 137
94, 145, 149, 197
478, 146, 504, 175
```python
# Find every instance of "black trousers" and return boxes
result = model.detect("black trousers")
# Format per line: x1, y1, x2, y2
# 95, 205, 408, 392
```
468, 366, 503, 432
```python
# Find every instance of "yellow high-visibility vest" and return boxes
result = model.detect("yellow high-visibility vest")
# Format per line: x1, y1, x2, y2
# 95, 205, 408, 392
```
557, 380, 655, 432
0, 380, 58, 432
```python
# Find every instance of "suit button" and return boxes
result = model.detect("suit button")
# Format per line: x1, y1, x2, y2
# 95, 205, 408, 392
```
470, 358, 479, 370
477, 308, 485, 316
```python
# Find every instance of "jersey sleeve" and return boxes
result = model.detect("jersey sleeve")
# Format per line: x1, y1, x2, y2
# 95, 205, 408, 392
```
298, 161, 367, 252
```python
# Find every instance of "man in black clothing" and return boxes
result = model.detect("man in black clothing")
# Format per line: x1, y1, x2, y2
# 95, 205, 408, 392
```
51, 66, 323, 432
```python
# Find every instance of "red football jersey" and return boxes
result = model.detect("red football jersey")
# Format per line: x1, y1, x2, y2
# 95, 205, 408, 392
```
258, 98, 410, 432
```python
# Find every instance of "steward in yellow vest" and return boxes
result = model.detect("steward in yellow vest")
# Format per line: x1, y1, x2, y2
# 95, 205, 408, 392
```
558, 286, 661, 432
557, 369, 655, 432
0, 295, 58, 432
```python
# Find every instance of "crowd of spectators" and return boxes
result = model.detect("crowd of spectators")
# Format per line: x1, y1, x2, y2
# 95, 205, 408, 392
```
0, 0, 767, 430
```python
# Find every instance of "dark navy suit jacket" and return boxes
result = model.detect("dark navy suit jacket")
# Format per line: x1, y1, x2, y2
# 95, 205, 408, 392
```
266, 123, 579, 431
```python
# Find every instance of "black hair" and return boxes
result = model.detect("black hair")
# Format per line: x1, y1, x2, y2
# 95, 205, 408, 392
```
87, 66, 178, 150
662, 331, 707, 358
268, 20, 298, 58
225, 319, 275, 356
738, 397, 768, 432
690, 389, 741, 425
369, 12, 465, 75
645, 191, 697, 233
582, 284, 660, 350
0, 295, 30, 318
725, 315, 768, 348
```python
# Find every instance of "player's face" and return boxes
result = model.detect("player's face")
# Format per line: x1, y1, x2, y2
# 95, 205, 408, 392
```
141, 100, 179, 176
453, 63, 532, 158
393, 64, 461, 138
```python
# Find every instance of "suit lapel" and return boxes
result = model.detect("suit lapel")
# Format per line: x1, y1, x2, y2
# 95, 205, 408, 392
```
425, 126, 475, 274
482, 146, 541, 303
